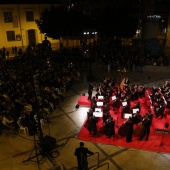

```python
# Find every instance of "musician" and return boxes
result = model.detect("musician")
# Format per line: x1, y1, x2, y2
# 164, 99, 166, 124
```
138, 85, 146, 98
112, 97, 121, 111
147, 110, 153, 124
88, 115, 97, 135
88, 83, 94, 100
87, 108, 93, 119
125, 117, 134, 143
138, 114, 152, 141
124, 77, 130, 90
132, 102, 141, 113
103, 116, 115, 138
155, 104, 165, 119
102, 111, 110, 123
102, 102, 109, 113
132, 111, 142, 125
91, 97, 97, 111
121, 104, 131, 119
131, 87, 139, 101
115, 88, 121, 98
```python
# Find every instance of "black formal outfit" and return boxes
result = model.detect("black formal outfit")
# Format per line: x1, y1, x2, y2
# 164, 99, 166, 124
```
88, 116, 97, 135
121, 105, 131, 119
125, 119, 134, 143
138, 117, 151, 141
132, 113, 142, 125
88, 83, 94, 100
74, 142, 94, 170
155, 105, 165, 119
104, 118, 115, 138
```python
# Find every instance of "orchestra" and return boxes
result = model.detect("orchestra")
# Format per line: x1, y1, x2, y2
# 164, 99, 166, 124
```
84, 77, 169, 142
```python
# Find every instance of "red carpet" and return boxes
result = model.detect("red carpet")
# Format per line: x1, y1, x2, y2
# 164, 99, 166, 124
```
78, 96, 91, 107
77, 91, 170, 154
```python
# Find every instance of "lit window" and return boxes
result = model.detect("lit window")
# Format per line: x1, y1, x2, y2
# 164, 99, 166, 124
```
3, 11, 13, 23
6, 31, 15, 41
26, 11, 34, 21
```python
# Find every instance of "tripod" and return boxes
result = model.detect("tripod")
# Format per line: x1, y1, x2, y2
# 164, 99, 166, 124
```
22, 111, 48, 169
22, 134, 44, 170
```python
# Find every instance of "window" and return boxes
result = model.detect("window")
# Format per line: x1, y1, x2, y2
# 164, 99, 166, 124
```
26, 11, 34, 21
6, 31, 15, 41
3, 11, 13, 23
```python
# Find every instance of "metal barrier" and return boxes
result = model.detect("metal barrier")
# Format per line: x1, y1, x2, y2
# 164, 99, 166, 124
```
88, 152, 99, 169
93, 162, 109, 170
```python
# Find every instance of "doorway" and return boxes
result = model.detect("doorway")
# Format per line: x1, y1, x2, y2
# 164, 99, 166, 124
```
27, 29, 36, 46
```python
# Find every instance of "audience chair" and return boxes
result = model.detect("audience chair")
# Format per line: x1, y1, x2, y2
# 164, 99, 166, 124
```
34, 115, 45, 129
17, 117, 28, 135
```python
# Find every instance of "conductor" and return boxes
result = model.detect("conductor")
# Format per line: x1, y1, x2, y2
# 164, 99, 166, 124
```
74, 142, 94, 170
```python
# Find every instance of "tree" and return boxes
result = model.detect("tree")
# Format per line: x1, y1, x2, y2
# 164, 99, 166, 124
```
35, 5, 94, 39
35, 1, 139, 40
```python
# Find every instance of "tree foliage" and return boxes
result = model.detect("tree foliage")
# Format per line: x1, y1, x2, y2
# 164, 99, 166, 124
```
35, 1, 139, 39
35, 5, 94, 39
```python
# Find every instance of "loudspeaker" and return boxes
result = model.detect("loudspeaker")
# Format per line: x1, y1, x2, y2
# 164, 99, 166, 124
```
40, 135, 57, 152
75, 104, 79, 109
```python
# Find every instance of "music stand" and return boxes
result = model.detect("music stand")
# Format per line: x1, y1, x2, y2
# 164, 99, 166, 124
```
156, 122, 169, 150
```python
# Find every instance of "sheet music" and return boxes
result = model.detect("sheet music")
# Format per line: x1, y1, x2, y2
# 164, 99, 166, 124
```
122, 101, 127, 106
98, 96, 104, 100
93, 112, 103, 117
95, 108, 102, 112
124, 113, 132, 119
133, 108, 139, 114
112, 96, 116, 100
97, 102, 103, 106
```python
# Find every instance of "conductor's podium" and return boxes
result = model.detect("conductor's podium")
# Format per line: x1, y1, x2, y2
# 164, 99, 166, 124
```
78, 96, 91, 107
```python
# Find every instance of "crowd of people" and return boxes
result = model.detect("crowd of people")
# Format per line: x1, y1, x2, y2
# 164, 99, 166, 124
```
0, 44, 81, 135
0, 39, 170, 136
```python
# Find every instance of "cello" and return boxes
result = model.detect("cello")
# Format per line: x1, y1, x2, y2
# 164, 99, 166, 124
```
118, 119, 129, 137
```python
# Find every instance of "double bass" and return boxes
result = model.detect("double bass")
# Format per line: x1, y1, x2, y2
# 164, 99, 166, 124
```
133, 115, 149, 137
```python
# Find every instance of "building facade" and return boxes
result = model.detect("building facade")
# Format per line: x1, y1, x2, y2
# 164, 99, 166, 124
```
0, 4, 60, 50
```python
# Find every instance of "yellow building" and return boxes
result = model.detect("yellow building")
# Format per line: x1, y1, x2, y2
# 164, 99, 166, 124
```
0, 4, 60, 50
